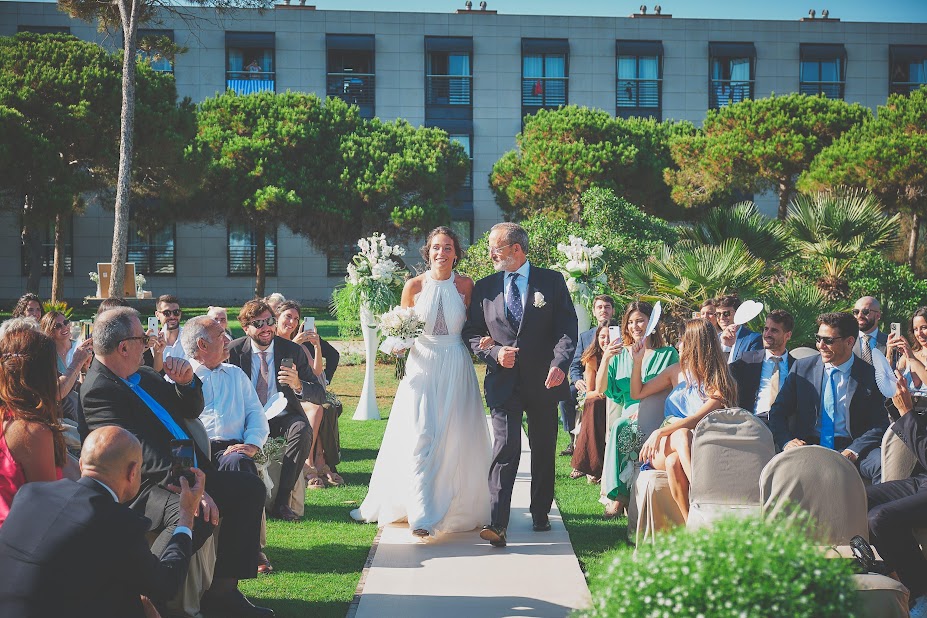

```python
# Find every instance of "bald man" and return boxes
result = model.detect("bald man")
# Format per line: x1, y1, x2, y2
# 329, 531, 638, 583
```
853, 296, 888, 365
0, 427, 204, 617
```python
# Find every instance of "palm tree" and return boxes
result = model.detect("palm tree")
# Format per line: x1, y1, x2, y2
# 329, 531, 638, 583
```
679, 201, 795, 264
763, 278, 849, 348
786, 188, 900, 300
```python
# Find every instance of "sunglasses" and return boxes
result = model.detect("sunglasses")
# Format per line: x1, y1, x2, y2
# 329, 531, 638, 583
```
815, 334, 848, 345
249, 316, 277, 328
852, 308, 877, 317
715, 310, 733, 318
119, 335, 150, 345
159, 309, 182, 317
54, 320, 71, 330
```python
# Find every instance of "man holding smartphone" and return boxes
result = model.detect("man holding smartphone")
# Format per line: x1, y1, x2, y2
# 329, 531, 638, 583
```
227, 300, 326, 522
156, 294, 186, 362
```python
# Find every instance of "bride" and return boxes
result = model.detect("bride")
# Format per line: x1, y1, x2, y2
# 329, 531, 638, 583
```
351, 226, 492, 537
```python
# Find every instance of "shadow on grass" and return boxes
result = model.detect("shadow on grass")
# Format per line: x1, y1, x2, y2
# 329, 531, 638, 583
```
210, 598, 347, 618
302, 503, 376, 524
263, 543, 371, 575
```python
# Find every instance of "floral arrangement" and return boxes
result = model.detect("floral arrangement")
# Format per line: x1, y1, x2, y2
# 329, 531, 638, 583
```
553, 235, 609, 316
332, 232, 408, 335
377, 305, 425, 379
89, 271, 100, 284
135, 273, 147, 290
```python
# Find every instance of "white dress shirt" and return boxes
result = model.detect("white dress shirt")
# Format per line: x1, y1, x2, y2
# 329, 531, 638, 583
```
754, 349, 789, 416
161, 326, 186, 361
503, 260, 530, 312
191, 358, 269, 447
250, 339, 278, 400
859, 328, 880, 351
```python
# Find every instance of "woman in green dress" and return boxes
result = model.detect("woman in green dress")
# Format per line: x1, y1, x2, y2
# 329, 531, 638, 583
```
594, 301, 678, 518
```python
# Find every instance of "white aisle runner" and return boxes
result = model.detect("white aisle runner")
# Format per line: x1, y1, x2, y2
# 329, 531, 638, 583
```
350, 419, 592, 618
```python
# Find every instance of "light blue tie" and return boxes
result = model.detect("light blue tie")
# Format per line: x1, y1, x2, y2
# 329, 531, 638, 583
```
820, 367, 837, 449
123, 372, 196, 465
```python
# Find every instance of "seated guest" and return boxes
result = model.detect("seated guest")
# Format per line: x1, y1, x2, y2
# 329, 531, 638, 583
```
11, 293, 42, 320
80, 307, 272, 616
156, 294, 186, 361
275, 300, 343, 488
264, 292, 287, 315
570, 324, 610, 484
853, 296, 887, 366
563, 294, 615, 458
96, 297, 129, 315
208, 305, 234, 339
716, 294, 762, 363
699, 298, 719, 332
99, 297, 168, 374
0, 328, 67, 527
889, 306, 927, 392
0, 316, 40, 339
0, 426, 203, 617
40, 311, 93, 438
228, 300, 325, 521
632, 318, 737, 520
595, 301, 678, 519
769, 312, 888, 483
729, 309, 797, 421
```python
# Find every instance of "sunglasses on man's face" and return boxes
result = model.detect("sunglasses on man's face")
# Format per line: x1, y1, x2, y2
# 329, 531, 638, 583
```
715, 310, 733, 318
159, 309, 182, 317
815, 334, 847, 346
249, 316, 277, 329
852, 308, 877, 317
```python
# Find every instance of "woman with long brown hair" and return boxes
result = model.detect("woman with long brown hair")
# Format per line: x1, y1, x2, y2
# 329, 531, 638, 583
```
630, 318, 737, 521
0, 328, 67, 527
569, 324, 610, 484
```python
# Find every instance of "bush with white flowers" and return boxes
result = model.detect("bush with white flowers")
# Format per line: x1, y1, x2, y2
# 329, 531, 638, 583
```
553, 235, 609, 316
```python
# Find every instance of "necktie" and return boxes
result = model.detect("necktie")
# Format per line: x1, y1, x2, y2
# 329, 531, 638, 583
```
860, 333, 873, 365
820, 367, 837, 449
768, 356, 783, 407
506, 272, 523, 331
256, 350, 270, 405
124, 373, 196, 465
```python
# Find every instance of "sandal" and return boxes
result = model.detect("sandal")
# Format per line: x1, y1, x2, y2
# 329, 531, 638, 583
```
306, 473, 326, 490
587, 476, 601, 485
257, 551, 274, 575
603, 500, 624, 520
569, 469, 584, 480
320, 465, 345, 487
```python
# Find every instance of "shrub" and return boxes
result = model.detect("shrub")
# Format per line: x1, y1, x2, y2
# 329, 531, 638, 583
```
847, 251, 927, 326
580, 516, 858, 618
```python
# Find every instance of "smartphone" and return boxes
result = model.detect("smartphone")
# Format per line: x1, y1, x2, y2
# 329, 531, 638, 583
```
281, 358, 294, 370
168, 439, 195, 486
80, 321, 89, 341
692, 311, 700, 319
302, 317, 316, 332
608, 326, 622, 344
148, 317, 160, 333
891, 323, 901, 338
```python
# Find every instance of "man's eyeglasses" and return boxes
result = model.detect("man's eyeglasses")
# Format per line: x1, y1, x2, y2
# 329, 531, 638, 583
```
54, 320, 70, 330
852, 308, 877, 317
815, 334, 848, 345
488, 243, 514, 256
119, 336, 150, 345
715, 310, 733, 318
249, 316, 277, 328
159, 309, 182, 317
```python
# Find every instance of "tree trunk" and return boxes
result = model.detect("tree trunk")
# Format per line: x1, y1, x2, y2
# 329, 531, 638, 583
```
254, 226, 266, 299
908, 212, 922, 272
110, 0, 141, 299
51, 212, 64, 304
21, 195, 43, 294
777, 179, 791, 221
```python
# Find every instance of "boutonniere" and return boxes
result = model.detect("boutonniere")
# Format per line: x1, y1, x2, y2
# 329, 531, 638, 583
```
534, 292, 546, 308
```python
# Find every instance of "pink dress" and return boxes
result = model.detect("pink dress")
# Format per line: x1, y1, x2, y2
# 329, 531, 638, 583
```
0, 423, 26, 528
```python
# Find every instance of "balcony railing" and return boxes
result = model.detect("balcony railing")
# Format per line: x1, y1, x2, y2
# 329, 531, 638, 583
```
128, 244, 175, 275
425, 75, 472, 105
616, 78, 661, 109
799, 81, 845, 99
326, 73, 376, 106
226, 71, 275, 95
889, 81, 927, 96
229, 244, 277, 276
709, 79, 754, 109
522, 77, 568, 108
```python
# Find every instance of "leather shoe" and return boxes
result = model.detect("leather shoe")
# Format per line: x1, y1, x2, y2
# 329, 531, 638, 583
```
532, 514, 551, 532
200, 589, 274, 617
480, 524, 507, 548
268, 504, 300, 522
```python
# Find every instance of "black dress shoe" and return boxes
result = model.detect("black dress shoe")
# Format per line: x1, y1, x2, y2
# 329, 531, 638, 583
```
200, 589, 275, 617
268, 504, 300, 522
480, 524, 507, 548
532, 514, 551, 532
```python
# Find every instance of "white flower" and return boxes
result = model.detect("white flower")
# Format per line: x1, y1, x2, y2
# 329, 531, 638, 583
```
565, 277, 579, 293
534, 292, 546, 308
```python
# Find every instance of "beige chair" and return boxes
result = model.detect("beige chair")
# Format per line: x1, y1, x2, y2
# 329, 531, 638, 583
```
881, 427, 927, 558
265, 458, 308, 517
687, 408, 776, 530
760, 445, 868, 545
627, 391, 671, 541
790, 346, 819, 360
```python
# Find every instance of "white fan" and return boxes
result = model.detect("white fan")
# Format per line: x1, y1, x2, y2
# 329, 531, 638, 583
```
644, 301, 662, 338
872, 348, 898, 398
263, 392, 287, 420
733, 300, 764, 326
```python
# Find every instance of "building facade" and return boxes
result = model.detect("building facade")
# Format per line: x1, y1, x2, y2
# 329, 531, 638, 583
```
2, 2, 926, 303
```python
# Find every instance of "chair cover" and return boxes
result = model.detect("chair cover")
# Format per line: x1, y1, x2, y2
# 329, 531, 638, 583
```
626, 391, 671, 536
881, 427, 918, 483
687, 408, 776, 530
853, 574, 910, 618
146, 525, 219, 618
790, 346, 819, 360
633, 469, 685, 545
760, 445, 868, 545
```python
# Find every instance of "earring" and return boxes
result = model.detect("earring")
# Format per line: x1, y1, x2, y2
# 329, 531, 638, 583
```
452, 258, 459, 268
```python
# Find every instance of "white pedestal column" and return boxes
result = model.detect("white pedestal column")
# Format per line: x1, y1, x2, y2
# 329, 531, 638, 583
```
575, 302, 592, 334
353, 303, 381, 421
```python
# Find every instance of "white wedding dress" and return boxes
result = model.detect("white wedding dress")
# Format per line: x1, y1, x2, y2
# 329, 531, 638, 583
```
351, 271, 491, 535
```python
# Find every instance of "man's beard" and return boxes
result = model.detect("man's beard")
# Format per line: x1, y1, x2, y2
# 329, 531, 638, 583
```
859, 318, 876, 332
493, 255, 517, 271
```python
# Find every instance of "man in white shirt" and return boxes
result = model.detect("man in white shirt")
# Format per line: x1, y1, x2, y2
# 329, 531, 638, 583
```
157, 294, 186, 361
730, 310, 796, 422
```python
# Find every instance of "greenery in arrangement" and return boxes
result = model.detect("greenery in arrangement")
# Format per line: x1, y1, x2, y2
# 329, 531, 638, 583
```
579, 516, 859, 618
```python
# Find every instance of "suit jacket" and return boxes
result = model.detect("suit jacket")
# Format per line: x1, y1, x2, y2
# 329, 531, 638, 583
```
569, 327, 598, 386
81, 360, 207, 521
0, 477, 191, 617
768, 353, 888, 456
227, 335, 326, 415
463, 265, 578, 408
729, 349, 797, 413
853, 329, 889, 364
727, 325, 763, 363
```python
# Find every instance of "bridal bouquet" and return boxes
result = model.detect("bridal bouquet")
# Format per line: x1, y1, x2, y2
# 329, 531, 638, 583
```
377, 305, 425, 378
553, 235, 609, 316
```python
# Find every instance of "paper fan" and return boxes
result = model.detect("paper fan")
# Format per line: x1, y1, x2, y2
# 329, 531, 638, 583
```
733, 300, 764, 326
872, 348, 898, 398
644, 301, 662, 338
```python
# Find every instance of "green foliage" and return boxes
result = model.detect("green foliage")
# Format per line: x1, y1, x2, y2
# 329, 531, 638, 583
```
490, 106, 694, 221
581, 516, 858, 618
42, 300, 73, 320
847, 252, 927, 326
763, 278, 849, 347
679, 201, 794, 264
667, 93, 871, 219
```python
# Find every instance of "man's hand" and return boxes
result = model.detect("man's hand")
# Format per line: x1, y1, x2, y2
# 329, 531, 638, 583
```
163, 357, 194, 385
720, 325, 737, 347
478, 336, 495, 350
575, 379, 588, 394
278, 364, 302, 390
498, 346, 519, 369
224, 443, 259, 458
784, 438, 806, 450
197, 491, 220, 525
173, 467, 206, 529
893, 370, 914, 416
545, 367, 565, 389
841, 449, 858, 463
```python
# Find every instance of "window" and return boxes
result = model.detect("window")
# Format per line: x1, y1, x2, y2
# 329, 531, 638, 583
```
327, 34, 375, 119
890, 45, 927, 96
21, 217, 73, 276
709, 42, 755, 109
226, 32, 275, 95
17, 26, 70, 34
425, 37, 473, 108
449, 134, 472, 188
450, 219, 473, 247
616, 41, 663, 120
128, 221, 175, 275
138, 29, 175, 73
326, 245, 354, 277
522, 39, 569, 116
800, 44, 846, 99
228, 223, 277, 276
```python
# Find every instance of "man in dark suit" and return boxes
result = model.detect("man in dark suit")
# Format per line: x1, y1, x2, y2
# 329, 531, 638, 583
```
561, 294, 615, 456
853, 295, 888, 366
729, 309, 797, 421
0, 426, 202, 617
716, 294, 763, 363
769, 311, 889, 480
463, 222, 578, 547
227, 299, 326, 522
81, 307, 272, 617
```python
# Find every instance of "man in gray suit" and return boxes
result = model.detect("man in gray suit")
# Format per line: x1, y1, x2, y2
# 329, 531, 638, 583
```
853, 296, 887, 365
